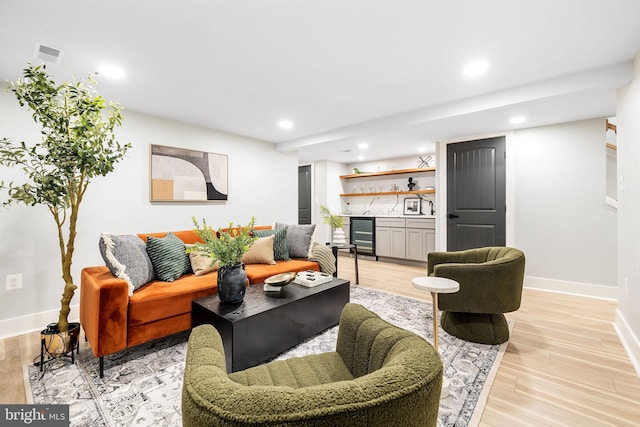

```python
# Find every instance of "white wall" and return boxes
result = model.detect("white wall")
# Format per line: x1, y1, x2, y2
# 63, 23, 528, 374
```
512, 119, 618, 296
616, 50, 640, 375
308, 160, 350, 244
434, 123, 617, 298
0, 88, 298, 336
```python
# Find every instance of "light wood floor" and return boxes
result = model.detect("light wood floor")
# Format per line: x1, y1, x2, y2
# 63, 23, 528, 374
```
2, 258, 639, 426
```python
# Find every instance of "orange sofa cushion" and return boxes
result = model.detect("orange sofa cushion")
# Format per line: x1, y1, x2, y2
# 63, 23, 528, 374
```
128, 273, 218, 327
245, 260, 320, 284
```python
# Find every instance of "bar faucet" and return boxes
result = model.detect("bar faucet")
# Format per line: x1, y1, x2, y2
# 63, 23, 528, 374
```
427, 200, 435, 216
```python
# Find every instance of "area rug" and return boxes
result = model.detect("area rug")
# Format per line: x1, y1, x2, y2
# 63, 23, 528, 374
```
25, 286, 510, 427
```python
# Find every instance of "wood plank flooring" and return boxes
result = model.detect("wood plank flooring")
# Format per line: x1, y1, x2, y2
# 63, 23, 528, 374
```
1, 257, 639, 426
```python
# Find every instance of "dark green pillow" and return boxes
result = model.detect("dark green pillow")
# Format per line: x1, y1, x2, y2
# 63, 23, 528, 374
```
146, 232, 192, 282
254, 228, 290, 261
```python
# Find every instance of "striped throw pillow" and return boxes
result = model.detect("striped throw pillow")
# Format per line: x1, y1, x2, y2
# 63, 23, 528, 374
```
254, 228, 290, 260
146, 232, 192, 282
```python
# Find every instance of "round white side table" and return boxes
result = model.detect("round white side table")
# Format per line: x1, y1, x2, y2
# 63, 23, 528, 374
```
412, 276, 460, 351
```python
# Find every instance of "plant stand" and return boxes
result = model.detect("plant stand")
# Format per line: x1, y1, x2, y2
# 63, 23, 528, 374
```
37, 323, 81, 373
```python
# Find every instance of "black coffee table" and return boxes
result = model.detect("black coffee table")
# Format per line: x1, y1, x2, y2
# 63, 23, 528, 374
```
191, 277, 350, 373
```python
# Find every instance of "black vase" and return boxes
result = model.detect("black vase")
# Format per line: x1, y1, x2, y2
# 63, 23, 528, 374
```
217, 263, 247, 303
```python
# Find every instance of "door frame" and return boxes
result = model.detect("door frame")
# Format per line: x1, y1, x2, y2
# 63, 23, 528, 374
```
435, 131, 516, 251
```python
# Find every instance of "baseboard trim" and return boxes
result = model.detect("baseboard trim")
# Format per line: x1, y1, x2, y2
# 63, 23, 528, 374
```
614, 309, 640, 379
524, 276, 617, 300
0, 304, 80, 340
375, 256, 427, 268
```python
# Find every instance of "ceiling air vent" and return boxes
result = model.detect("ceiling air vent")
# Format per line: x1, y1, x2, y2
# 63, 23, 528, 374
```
33, 43, 64, 65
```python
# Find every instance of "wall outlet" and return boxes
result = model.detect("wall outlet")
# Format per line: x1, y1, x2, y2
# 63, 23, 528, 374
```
6, 273, 22, 290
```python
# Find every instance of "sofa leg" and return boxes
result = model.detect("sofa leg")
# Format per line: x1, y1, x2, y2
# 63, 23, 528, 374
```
99, 356, 104, 378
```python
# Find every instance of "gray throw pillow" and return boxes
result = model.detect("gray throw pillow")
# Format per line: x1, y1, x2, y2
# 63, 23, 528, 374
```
146, 232, 192, 282
99, 233, 155, 296
254, 228, 290, 260
275, 222, 316, 258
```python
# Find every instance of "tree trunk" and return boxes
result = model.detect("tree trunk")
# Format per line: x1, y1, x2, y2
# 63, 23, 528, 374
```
57, 187, 81, 333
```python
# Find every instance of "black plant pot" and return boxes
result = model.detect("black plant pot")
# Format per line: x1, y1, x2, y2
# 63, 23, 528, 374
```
217, 263, 247, 304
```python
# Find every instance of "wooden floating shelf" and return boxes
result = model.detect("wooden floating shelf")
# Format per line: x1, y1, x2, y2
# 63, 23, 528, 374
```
606, 142, 617, 151
340, 167, 435, 179
341, 189, 435, 197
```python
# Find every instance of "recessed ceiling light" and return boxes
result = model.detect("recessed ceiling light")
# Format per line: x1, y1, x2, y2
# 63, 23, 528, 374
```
358, 142, 368, 150
358, 155, 365, 161
463, 60, 489, 77
510, 116, 526, 124
418, 147, 427, 153
278, 119, 293, 129
97, 64, 125, 79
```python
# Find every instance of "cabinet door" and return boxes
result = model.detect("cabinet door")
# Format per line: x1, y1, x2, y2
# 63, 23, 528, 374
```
405, 228, 425, 261
425, 229, 436, 257
376, 227, 391, 257
390, 228, 406, 258
406, 228, 436, 261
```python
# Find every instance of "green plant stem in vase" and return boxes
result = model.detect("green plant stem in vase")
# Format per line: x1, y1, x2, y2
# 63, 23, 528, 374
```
320, 205, 347, 245
319, 205, 345, 229
189, 216, 257, 303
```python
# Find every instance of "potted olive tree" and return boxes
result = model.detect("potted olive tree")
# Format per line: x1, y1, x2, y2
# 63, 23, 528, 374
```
0, 64, 130, 353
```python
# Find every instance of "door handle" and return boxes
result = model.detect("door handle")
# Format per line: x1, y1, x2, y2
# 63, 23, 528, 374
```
448, 214, 459, 219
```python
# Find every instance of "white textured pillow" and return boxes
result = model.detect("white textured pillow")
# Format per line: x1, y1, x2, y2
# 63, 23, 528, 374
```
99, 233, 155, 296
241, 235, 276, 265
274, 223, 316, 258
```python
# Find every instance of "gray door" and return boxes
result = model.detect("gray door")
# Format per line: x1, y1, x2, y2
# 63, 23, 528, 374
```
447, 136, 506, 250
298, 165, 312, 225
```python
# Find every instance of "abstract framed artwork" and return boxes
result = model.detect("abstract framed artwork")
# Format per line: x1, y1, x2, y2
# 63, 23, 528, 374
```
150, 144, 228, 202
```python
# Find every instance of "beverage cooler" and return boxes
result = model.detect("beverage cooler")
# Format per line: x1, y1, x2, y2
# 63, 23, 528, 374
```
349, 217, 375, 257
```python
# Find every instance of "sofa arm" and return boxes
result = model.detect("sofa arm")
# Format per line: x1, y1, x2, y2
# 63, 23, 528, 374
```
80, 266, 130, 357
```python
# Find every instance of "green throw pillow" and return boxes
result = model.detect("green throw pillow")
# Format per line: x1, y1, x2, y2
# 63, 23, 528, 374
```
254, 228, 290, 261
146, 232, 192, 282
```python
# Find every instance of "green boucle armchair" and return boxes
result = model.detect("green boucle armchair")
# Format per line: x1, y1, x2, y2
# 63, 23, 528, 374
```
182, 303, 443, 427
427, 247, 525, 345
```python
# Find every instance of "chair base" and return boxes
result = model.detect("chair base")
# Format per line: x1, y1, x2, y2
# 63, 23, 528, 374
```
440, 311, 510, 345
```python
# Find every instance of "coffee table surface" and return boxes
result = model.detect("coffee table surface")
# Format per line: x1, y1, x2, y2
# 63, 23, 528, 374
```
194, 277, 349, 321
192, 277, 351, 372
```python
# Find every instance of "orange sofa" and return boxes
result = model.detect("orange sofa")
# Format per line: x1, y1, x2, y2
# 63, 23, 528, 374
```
80, 229, 320, 377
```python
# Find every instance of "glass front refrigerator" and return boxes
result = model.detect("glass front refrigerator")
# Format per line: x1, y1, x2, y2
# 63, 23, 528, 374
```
349, 217, 375, 258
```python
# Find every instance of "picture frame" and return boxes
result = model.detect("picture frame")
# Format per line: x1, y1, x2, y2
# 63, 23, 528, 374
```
150, 144, 228, 202
403, 197, 422, 215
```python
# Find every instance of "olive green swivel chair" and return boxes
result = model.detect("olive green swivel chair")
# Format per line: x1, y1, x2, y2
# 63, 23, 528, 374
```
427, 247, 525, 345
182, 303, 443, 427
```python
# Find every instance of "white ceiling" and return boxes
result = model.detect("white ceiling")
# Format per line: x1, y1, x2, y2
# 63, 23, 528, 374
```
1, 0, 639, 163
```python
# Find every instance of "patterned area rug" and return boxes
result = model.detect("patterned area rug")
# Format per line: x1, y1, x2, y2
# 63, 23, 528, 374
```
25, 286, 509, 427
